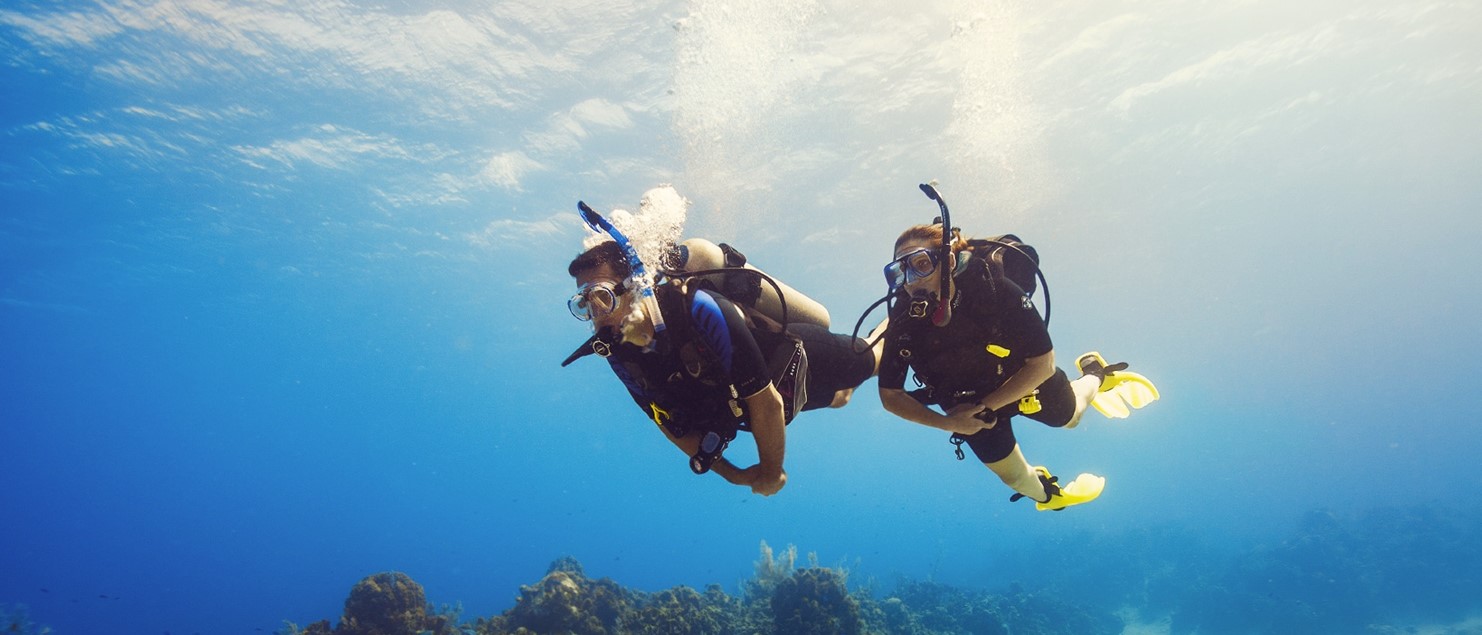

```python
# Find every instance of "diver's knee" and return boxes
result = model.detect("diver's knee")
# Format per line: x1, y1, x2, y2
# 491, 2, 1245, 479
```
829, 388, 854, 408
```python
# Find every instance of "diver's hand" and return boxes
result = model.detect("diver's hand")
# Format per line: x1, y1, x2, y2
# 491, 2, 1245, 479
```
941, 403, 991, 435
737, 464, 787, 496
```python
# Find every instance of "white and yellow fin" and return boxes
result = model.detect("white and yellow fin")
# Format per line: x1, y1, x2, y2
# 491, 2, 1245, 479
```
1037, 471, 1106, 511
1079, 351, 1160, 419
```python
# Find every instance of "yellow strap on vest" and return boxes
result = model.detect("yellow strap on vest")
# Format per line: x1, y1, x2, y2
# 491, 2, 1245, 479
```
649, 402, 671, 427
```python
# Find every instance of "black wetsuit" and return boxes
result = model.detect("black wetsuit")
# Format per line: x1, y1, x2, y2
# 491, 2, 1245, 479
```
606, 284, 874, 439
878, 253, 1075, 464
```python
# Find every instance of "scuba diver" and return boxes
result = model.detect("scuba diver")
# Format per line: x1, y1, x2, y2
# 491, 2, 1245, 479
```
872, 184, 1159, 511
564, 202, 884, 497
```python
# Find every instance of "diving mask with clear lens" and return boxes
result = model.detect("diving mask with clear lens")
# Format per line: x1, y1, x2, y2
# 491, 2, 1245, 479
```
884, 248, 941, 290
569, 281, 629, 322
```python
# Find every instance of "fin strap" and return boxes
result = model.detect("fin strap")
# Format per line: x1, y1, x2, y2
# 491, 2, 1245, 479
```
1009, 471, 1059, 503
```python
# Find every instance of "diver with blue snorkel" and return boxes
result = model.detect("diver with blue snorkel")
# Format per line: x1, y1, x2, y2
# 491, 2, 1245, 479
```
865, 184, 1160, 510
563, 199, 884, 496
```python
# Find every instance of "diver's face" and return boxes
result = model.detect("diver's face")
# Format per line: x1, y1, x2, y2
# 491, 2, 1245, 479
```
892, 236, 956, 326
573, 262, 633, 333
893, 237, 943, 296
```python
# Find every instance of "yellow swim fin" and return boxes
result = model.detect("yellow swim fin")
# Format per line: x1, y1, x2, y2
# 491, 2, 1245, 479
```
1091, 390, 1131, 419
1012, 467, 1106, 511
1078, 351, 1160, 419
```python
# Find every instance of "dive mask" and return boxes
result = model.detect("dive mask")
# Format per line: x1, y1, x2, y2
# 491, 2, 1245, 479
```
568, 280, 628, 321
884, 248, 941, 290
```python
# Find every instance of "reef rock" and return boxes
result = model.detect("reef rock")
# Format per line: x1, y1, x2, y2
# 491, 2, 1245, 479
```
337, 572, 448, 635
771, 568, 863, 635
478, 566, 637, 635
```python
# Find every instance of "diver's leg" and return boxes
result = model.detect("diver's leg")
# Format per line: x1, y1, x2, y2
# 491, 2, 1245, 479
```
1074, 351, 1161, 420
829, 389, 853, 408
986, 445, 1048, 503
864, 317, 889, 375
960, 422, 1047, 501
829, 318, 889, 406
792, 323, 878, 411
1018, 368, 1092, 430
1063, 373, 1101, 429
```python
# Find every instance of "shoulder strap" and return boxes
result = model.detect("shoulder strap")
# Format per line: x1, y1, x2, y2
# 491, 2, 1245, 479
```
968, 235, 1039, 296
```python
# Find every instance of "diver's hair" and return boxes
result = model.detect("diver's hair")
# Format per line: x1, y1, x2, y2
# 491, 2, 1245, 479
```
894, 224, 970, 253
568, 240, 631, 279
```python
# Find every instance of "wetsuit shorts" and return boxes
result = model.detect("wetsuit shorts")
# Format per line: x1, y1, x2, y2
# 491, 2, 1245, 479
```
954, 367, 1076, 464
791, 323, 876, 412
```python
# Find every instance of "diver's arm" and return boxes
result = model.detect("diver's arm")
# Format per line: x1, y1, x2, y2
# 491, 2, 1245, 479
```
879, 387, 988, 435
656, 421, 748, 484
631, 388, 747, 483
977, 350, 1056, 412
737, 384, 788, 496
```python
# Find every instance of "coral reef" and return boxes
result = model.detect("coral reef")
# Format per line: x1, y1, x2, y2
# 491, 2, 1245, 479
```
886, 580, 1121, 635
771, 567, 863, 635
472, 558, 743, 635
288, 543, 1118, 635
284, 506, 1481, 635
338, 572, 431, 635
275, 572, 462, 635
1167, 506, 1482, 634
474, 565, 636, 635
1, 605, 52, 635
627, 586, 737, 635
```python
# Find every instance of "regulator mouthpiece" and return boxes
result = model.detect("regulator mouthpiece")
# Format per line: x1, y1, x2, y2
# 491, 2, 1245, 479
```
591, 326, 620, 357
907, 290, 934, 319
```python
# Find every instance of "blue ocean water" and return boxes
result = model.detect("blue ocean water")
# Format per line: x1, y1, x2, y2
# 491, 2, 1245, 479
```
3, 1, 1480, 633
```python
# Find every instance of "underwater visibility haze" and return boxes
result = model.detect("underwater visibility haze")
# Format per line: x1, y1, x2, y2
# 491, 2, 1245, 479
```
3, 0, 1481, 633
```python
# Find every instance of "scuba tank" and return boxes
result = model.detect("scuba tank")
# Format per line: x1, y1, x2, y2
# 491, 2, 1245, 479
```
663, 238, 831, 329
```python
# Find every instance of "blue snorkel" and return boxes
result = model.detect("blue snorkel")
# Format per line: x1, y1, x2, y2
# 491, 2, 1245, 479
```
577, 201, 667, 334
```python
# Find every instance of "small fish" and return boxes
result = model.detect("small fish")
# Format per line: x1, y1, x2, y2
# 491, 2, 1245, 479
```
99, 594, 110, 599
40, 588, 49, 593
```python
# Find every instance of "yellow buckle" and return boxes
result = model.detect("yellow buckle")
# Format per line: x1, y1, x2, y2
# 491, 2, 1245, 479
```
649, 402, 671, 427
1018, 394, 1042, 415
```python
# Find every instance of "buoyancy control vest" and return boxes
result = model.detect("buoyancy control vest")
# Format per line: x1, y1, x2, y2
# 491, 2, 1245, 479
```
891, 237, 1043, 408
971, 234, 1039, 298
597, 271, 811, 475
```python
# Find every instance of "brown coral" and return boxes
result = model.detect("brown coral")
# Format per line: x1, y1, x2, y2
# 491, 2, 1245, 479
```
337, 572, 434, 635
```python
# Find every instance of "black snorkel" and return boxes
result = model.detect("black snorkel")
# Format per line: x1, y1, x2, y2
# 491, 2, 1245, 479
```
849, 182, 956, 352
914, 182, 954, 323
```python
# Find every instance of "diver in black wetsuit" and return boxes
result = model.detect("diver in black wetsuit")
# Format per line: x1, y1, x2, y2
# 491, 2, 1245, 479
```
566, 240, 882, 496
876, 221, 1159, 511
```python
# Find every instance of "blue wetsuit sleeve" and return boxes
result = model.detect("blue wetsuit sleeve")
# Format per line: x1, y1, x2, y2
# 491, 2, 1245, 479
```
690, 289, 772, 398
